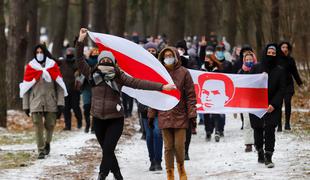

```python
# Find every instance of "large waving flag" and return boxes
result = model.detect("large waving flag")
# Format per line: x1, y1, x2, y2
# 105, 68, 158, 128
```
88, 31, 180, 111
189, 70, 268, 117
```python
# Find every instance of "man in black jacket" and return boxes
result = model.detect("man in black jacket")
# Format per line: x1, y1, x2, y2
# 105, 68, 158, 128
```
250, 43, 286, 168
277, 42, 303, 131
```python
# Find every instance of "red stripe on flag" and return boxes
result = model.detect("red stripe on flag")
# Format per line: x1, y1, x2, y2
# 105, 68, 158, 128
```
225, 87, 268, 108
94, 41, 181, 100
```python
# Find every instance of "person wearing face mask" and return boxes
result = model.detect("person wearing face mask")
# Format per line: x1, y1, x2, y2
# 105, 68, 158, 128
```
277, 42, 303, 131
139, 42, 164, 172
250, 43, 286, 168
175, 40, 189, 68
60, 47, 83, 131
20, 44, 66, 159
148, 47, 197, 180
79, 47, 99, 133
76, 28, 175, 180
237, 49, 258, 153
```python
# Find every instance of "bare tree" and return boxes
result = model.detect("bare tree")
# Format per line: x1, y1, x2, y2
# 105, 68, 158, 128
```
254, 0, 264, 53
80, 0, 89, 28
26, 0, 39, 62
0, 0, 7, 127
271, 0, 279, 42
52, 0, 69, 58
92, 0, 108, 33
110, 0, 127, 36
167, 0, 185, 45
6, 0, 28, 109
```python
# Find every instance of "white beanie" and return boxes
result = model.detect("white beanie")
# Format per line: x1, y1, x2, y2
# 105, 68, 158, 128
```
98, 51, 116, 64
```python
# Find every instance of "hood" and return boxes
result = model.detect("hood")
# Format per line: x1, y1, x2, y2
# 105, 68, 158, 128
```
158, 46, 182, 69
278, 41, 292, 56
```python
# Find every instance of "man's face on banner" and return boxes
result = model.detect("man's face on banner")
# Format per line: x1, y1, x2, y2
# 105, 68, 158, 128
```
201, 80, 229, 109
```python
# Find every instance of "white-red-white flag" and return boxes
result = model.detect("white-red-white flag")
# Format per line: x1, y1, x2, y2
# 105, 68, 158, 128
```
189, 70, 268, 118
88, 31, 180, 111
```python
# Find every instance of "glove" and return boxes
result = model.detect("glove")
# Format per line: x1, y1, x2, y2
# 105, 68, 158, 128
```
57, 106, 64, 119
148, 118, 155, 129
24, 109, 30, 117
190, 117, 197, 129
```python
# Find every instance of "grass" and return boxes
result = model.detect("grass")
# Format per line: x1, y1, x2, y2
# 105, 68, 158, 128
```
0, 151, 36, 169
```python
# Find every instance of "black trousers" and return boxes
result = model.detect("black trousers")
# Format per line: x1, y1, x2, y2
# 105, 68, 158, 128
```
185, 122, 192, 155
122, 93, 133, 117
278, 93, 293, 128
83, 104, 93, 130
93, 117, 124, 176
253, 126, 276, 152
64, 90, 82, 129
204, 114, 225, 135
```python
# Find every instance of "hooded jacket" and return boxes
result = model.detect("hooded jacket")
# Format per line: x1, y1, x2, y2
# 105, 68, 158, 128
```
148, 47, 197, 129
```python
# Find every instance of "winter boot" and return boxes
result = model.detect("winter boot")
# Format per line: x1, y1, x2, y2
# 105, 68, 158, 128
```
184, 153, 190, 161
155, 161, 162, 171
277, 126, 282, 132
38, 152, 45, 159
149, 160, 156, 171
44, 142, 50, 155
177, 163, 187, 180
257, 148, 264, 163
215, 134, 220, 142
206, 133, 211, 141
245, 144, 252, 152
166, 168, 174, 180
112, 169, 123, 180
285, 123, 291, 130
97, 172, 106, 180
264, 151, 274, 168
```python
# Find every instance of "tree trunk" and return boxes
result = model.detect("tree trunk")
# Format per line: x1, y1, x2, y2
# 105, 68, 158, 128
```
111, 0, 127, 37
225, 0, 238, 47
238, 0, 250, 44
92, 0, 108, 33
202, 0, 217, 37
26, 0, 38, 62
52, 0, 69, 58
167, 0, 185, 45
80, 0, 89, 28
6, 0, 28, 109
0, 0, 7, 127
254, 0, 264, 54
271, 0, 279, 42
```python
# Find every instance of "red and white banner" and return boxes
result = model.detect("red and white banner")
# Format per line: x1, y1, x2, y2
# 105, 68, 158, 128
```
189, 70, 268, 117
88, 31, 180, 111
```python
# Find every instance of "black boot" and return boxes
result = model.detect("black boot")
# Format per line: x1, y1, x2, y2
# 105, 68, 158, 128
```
149, 160, 156, 171
206, 133, 211, 141
97, 172, 106, 180
154, 161, 162, 171
38, 152, 45, 159
264, 151, 274, 168
184, 152, 190, 161
257, 148, 264, 163
285, 123, 291, 130
44, 143, 50, 155
113, 170, 123, 180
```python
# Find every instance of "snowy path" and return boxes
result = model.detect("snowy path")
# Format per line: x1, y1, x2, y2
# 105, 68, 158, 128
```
107, 114, 310, 180
0, 131, 95, 180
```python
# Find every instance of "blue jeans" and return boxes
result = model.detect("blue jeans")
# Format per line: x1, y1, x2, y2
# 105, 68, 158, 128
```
142, 118, 163, 162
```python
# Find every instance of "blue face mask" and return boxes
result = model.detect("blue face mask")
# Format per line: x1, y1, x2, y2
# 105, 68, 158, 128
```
245, 61, 254, 68
88, 56, 98, 66
215, 51, 225, 61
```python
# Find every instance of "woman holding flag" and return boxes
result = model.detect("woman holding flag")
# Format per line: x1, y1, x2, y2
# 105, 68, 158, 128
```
76, 28, 175, 180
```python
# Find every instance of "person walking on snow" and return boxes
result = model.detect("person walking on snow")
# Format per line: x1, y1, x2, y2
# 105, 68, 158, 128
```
148, 47, 197, 180
20, 44, 67, 159
76, 28, 175, 180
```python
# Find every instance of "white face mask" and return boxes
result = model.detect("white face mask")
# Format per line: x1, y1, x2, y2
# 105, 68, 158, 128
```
164, 57, 175, 65
36, 53, 44, 62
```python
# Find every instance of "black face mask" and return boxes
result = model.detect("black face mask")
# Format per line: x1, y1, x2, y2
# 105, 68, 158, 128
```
66, 54, 74, 61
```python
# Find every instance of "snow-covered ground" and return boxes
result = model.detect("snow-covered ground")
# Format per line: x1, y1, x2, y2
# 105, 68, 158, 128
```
0, 130, 95, 180
107, 114, 310, 180
1, 114, 309, 180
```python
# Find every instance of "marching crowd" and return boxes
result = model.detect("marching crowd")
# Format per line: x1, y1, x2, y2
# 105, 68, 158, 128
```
20, 28, 303, 180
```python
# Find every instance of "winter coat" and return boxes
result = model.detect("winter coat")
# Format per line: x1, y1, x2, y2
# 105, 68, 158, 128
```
219, 59, 233, 73
249, 44, 286, 128
148, 47, 197, 129
277, 55, 303, 94
60, 60, 79, 92
22, 77, 65, 113
76, 41, 163, 120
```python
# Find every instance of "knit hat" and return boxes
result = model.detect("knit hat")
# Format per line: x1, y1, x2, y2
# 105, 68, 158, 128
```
143, 42, 158, 51
98, 51, 116, 64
